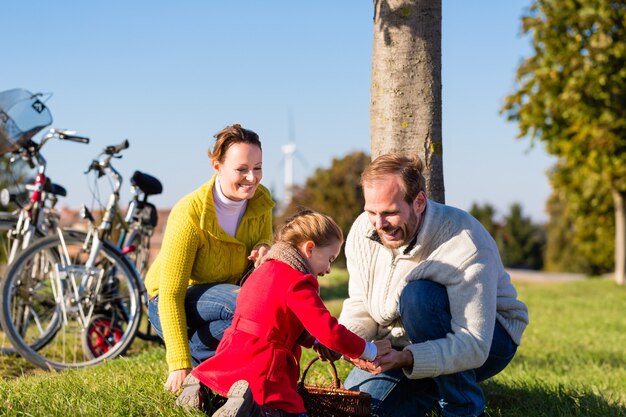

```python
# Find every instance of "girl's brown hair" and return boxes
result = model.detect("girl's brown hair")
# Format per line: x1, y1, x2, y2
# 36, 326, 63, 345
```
208, 123, 261, 163
276, 209, 343, 248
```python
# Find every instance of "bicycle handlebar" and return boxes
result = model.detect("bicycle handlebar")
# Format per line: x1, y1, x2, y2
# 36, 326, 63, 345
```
86, 139, 130, 178
58, 131, 90, 144
104, 140, 129, 155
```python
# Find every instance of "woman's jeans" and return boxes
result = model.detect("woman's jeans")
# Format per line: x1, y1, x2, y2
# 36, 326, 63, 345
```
344, 280, 518, 417
148, 283, 239, 366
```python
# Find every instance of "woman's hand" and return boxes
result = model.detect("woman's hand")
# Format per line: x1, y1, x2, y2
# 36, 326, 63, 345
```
165, 368, 191, 393
248, 244, 270, 267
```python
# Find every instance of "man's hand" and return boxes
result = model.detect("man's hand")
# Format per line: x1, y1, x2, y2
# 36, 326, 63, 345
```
346, 348, 413, 375
372, 349, 413, 374
165, 368, 191, 393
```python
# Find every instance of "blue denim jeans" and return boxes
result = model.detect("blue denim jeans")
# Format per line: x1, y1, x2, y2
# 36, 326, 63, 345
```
344, 280, 518, 417
148, 283, 239, 366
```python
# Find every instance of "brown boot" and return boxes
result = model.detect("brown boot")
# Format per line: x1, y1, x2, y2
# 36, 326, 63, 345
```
212, 380, 263, 417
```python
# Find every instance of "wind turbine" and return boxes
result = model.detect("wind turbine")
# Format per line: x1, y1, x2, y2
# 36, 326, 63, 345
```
279, 110, 309, 211
281, 141, 296, 207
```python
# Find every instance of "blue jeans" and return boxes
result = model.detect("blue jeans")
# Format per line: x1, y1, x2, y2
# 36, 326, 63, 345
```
344, 280, 517, 417
148, 283, 239, 366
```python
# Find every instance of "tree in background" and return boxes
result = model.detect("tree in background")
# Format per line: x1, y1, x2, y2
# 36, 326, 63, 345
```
469, 202, 499, 239
544, 163, 614, 274
502, 0, 626, 284
370, 0, 444, 203
0, 155, 28, 210
275, 151, 370, 266
500, 203, 546, 270
470, 202, 545, 270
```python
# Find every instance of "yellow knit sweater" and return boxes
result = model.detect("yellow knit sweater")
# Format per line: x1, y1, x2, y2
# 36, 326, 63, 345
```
145, 174, 274, 371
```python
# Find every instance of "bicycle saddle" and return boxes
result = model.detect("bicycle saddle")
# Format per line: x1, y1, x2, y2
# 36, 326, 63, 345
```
25, 178, 67, 197
46, 181, 67, 197
131, 171, 163, 196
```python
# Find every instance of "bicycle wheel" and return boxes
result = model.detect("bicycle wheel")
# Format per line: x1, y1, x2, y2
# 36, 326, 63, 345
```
0, 215, 52, 355
0, 229, 142, 370
124, 227, 160, 342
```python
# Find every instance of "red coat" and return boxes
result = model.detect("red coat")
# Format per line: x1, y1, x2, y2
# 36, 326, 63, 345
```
192, 259, 366, 413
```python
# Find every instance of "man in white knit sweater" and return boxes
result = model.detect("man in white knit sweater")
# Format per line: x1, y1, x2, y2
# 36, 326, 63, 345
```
338, 154, 529, 417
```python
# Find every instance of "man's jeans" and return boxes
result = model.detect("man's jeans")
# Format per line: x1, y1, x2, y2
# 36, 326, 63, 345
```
148, 283, 239, 366
344, 280, 517, 417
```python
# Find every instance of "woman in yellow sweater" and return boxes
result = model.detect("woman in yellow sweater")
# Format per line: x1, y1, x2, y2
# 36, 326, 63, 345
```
145, 124, 274, 394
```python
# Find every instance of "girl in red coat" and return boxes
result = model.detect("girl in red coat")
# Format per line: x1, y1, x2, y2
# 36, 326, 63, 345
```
189, 209, 391, 416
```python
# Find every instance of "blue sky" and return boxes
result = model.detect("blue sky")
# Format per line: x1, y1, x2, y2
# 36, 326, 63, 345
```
1, 1, 553, 221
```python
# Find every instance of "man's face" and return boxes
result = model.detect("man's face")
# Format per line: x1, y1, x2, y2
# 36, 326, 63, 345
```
363, 176, 426, 249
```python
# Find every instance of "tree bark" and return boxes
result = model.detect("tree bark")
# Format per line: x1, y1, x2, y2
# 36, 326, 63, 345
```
370, 0, 444, 203
612, 189, 626, 285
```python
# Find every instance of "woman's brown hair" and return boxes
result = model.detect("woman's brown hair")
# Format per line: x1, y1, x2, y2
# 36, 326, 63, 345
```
208, 123, 261, 163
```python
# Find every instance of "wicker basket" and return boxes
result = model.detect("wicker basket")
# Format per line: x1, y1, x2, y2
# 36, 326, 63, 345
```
296, 357, 371, 417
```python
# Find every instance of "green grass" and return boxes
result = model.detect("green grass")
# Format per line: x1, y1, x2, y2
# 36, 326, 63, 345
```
0, 273, 625, 416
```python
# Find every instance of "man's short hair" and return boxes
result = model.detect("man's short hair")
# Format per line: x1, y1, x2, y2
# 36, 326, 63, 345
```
361, 154, 426, 203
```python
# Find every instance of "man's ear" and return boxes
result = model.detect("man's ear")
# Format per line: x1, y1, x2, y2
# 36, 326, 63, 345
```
211, 158, 220, 172
413, 191, 427, 215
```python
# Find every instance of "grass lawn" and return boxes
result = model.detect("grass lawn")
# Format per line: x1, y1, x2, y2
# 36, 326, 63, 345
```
0, 271, 624, 416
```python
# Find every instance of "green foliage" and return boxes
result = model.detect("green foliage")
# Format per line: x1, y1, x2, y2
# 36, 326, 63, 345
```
544, 163, 614, 274
469, 202, 546, 270
275, 151, 370, 267
502, 0, 626, 275
469, 202, 499, 238
500, 203, 546, 270
0, 154, 30, 210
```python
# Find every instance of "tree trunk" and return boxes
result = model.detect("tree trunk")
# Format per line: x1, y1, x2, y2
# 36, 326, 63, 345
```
612, 189, 626, 285
370, 0, 444, 203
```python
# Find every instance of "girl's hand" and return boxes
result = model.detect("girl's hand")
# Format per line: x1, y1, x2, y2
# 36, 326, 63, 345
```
374, 339, 392, 357
345, 356, 383, 374
248, 244, 270, 267
313, 341, 342, 362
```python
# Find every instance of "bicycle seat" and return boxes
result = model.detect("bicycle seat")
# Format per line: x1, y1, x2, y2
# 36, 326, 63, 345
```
47, 182, 67, 198
131, 171, 163, 196
24, 178, 67, 197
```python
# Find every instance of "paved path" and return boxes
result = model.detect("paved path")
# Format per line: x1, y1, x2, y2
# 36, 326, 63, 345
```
506, 268, 587, 283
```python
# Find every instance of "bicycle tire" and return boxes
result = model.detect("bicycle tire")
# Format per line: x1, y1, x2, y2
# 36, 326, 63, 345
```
0, 216, 52, 355
0, 229, 142, 370
124, 227, 160, 342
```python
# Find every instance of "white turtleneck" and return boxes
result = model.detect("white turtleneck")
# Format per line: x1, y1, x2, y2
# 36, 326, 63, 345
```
213, 177, 248, 237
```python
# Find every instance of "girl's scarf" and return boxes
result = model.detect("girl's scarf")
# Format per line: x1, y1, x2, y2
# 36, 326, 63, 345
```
262, 241, 313, 276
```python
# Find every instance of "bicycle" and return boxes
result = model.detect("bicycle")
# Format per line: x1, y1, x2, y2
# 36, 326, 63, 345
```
0, 89, 84, 272
0, 129, 89, 354
0, 140, 146, 369
115, 170, 162, 343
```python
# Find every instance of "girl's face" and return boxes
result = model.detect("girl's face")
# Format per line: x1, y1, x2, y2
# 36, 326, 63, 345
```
302, 239, 342, 277
212, 142, 263, 201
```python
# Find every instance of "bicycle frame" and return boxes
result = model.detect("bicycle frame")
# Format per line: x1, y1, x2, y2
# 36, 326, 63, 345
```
2, 129, 89, 264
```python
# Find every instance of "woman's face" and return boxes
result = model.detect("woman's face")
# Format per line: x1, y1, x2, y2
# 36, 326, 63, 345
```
213, 142, 263, 201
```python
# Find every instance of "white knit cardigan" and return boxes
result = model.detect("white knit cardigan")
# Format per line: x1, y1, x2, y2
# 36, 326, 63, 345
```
338, 200, 529, 380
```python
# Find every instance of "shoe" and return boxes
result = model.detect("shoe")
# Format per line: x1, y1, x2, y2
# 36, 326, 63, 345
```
176, 373, 207, 410
212, 380, 260, 417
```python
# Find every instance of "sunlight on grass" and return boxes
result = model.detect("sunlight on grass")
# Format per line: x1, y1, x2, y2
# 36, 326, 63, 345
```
0, 271, 624, 416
